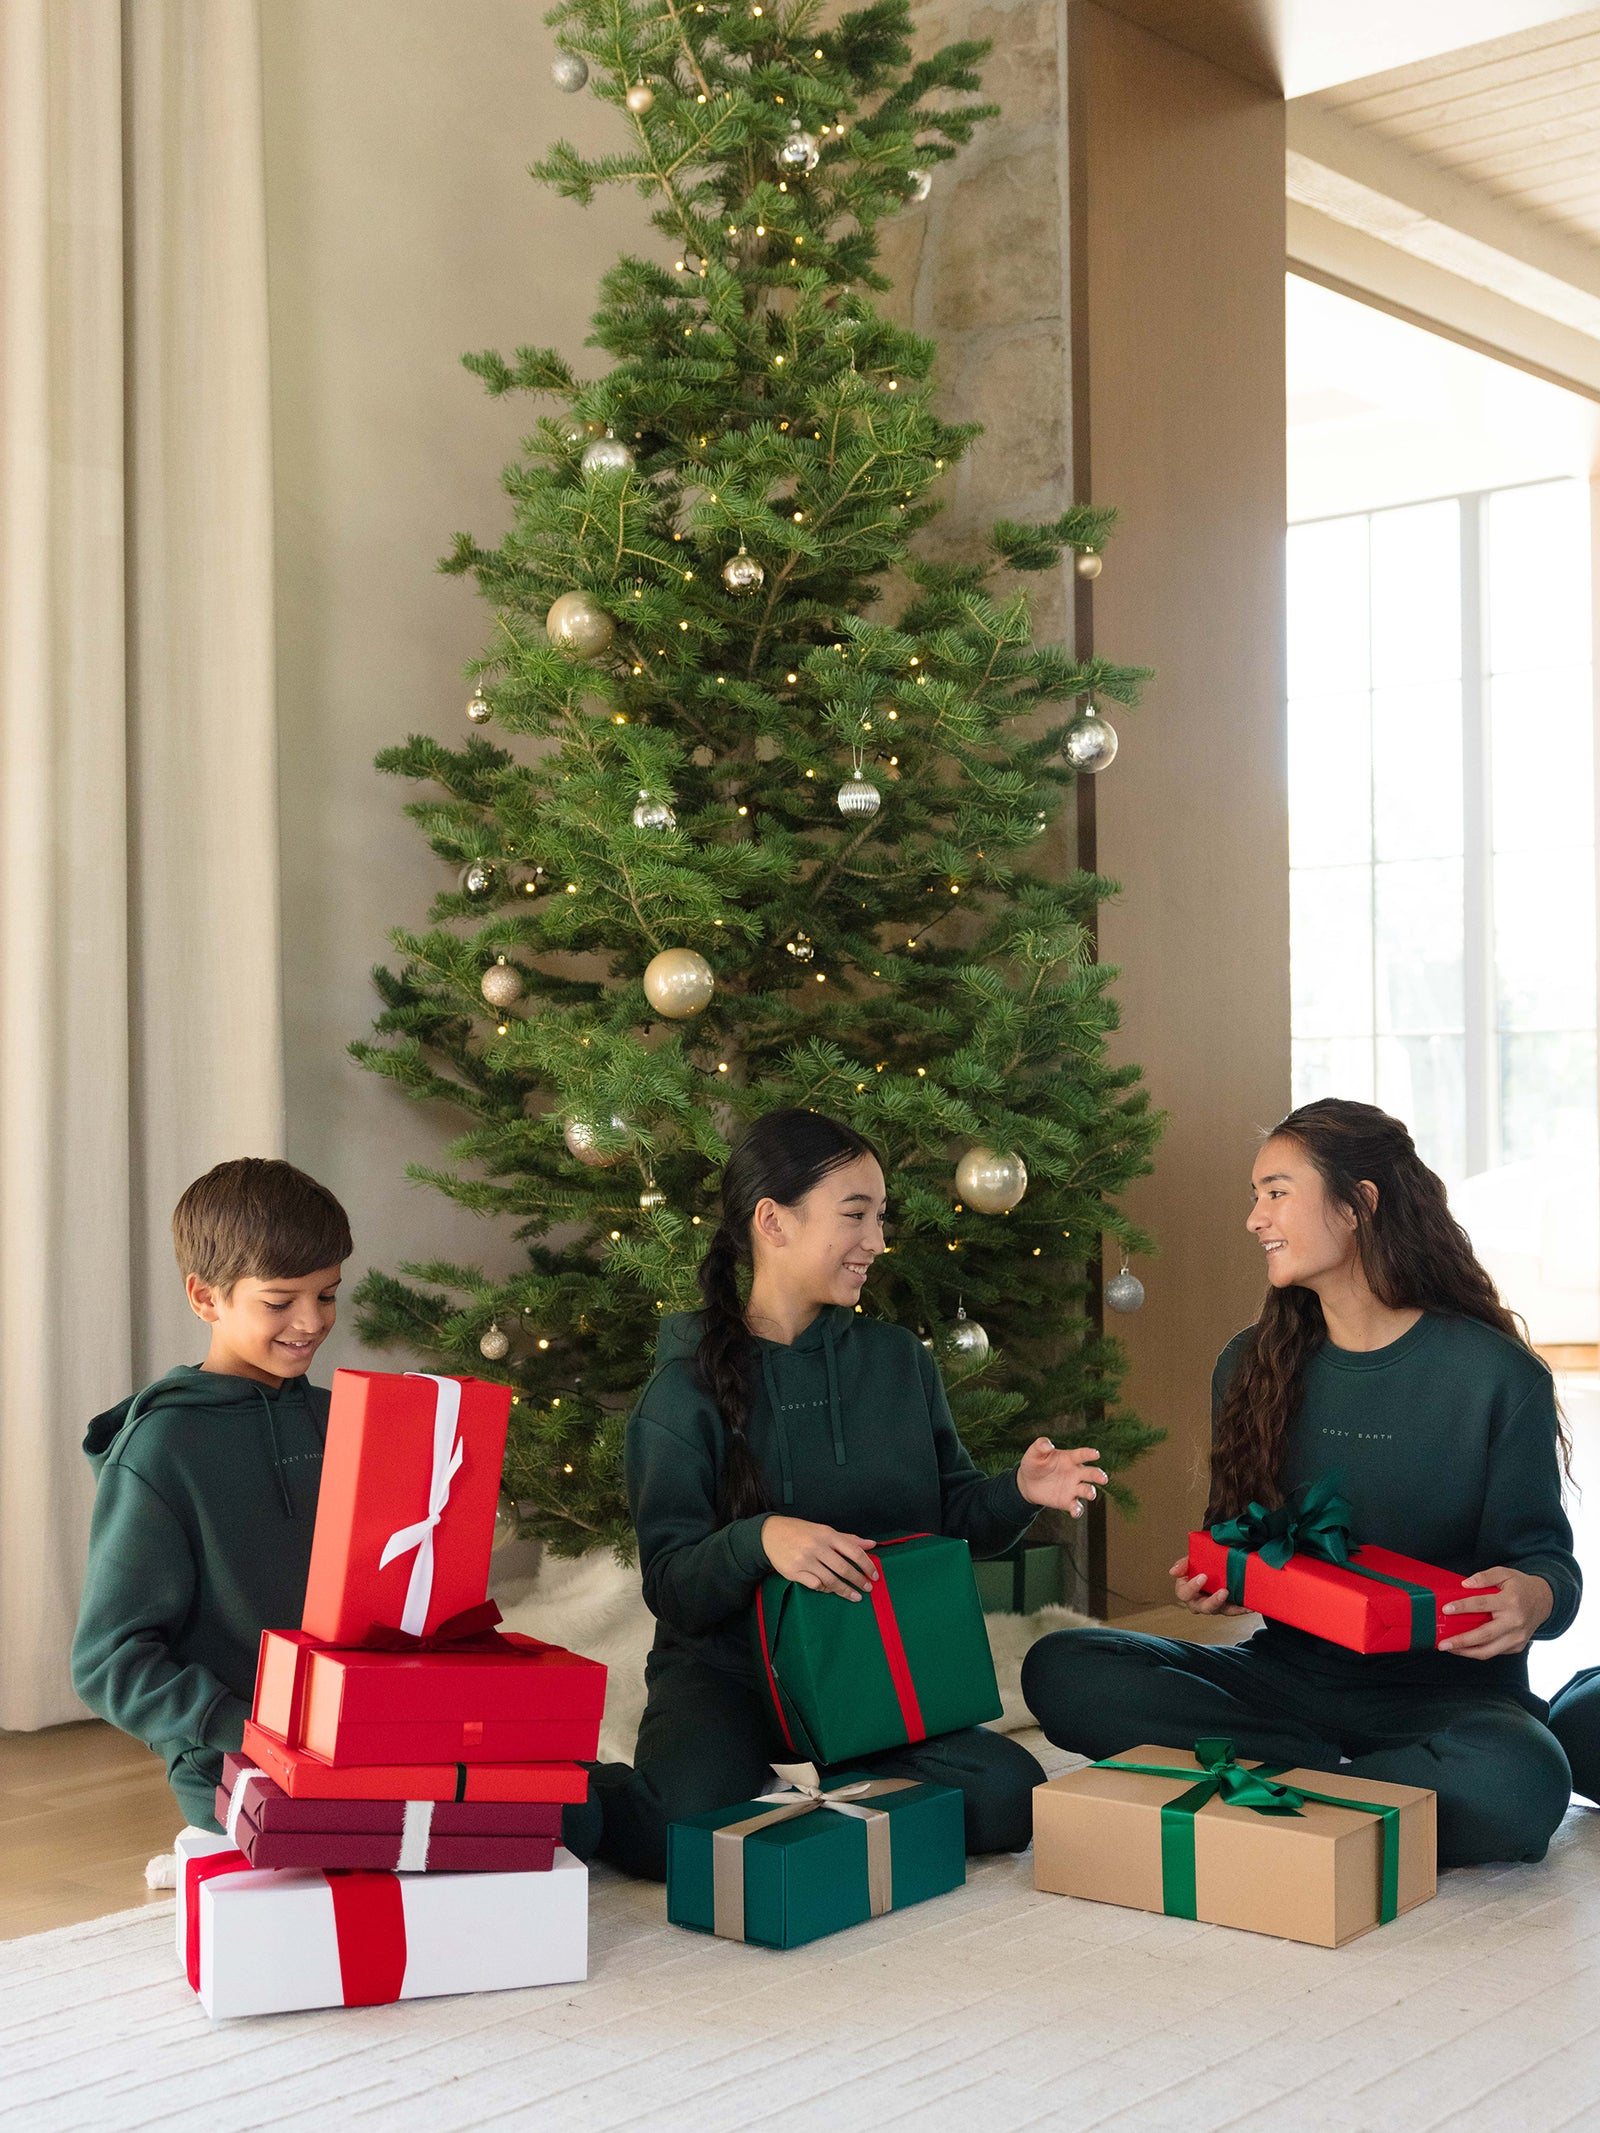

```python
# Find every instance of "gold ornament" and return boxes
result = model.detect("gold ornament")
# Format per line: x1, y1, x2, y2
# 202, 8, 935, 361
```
633, 790, 676, 831
643, 947, 715, 1018
1064, 711, 1118, 774
545, 590, 614, 660
459, 860, 498, 901
955, 1146, 1028, 1214
626, 82, 654, 113
506, 862, 546, 899
564, 1114, 629, 1166
639, 1185, 667, 1211
837, 772, 881, 818
479, 1322, 511, 1360
779, 127, 821, 174
785, 931, 815, 963
1075, 550, 1103, 580
721, 546, 765, 596
945, 1304, 990, 1362
480, 959, 523, 1008
466, 686, 491, 724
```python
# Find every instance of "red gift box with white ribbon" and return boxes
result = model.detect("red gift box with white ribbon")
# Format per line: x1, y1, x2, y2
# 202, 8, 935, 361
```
175, 1830, 587, 2019
301, 1369, 511, 1646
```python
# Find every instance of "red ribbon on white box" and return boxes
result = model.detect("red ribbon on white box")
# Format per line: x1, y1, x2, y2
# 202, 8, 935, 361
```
185, 1849, 410, 2006
379, 1373, 465, 1637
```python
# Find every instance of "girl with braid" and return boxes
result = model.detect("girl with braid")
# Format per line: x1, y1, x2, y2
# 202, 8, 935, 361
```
1022, 1098, 1579, 1868
592, 1107, 1106, 1880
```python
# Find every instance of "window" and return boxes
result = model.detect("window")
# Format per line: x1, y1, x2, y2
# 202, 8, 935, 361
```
1289, 479, 1595, 1184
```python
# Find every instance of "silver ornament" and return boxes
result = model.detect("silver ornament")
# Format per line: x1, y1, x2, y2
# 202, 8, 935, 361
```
551, 53, 588, 92
837, 773, 882, 819
721, 549, 765, 596
945, 1306, 990, 1363
506, 862, 546, 899
1106, 1266, 1146, 1314
466, 686, 491, 724
564, 1114, 629, 1167
955, 1145, 1028, 1214
479, 1323, 511, 1360
493, 1493, 520, 1550
1075, 550, 1103, 580
582, 431, 635, 476
545, 590, 615, 660
1064, 711, 1118, 774
480, 960, 523, 1008
639, 1185, 667, 1211
785, 931, 815, 963
778, 129, 821, 174
643, 947, 715, 1018
908, 167, 933, 202
459, 860, 498, 902
626, 83, 654, 114
632, 790, 676, 831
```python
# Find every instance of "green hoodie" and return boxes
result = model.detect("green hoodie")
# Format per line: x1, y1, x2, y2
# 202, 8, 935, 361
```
626, 1307, 1036, 1675
73, 1365, 328, 1826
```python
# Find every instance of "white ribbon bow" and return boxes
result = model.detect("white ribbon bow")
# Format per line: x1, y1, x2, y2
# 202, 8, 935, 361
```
378, 1374, 465, 1637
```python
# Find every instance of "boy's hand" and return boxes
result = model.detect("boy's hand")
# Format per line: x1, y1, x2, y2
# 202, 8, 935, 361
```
1169, 1554, 1248, 1617
1439, 1567, 1549, 1658
761, 1517, 880, 1599
1016, 1439, 1109, 1518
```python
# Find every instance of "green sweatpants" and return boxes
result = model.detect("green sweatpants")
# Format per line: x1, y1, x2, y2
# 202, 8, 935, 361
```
1549, 1665, 1600, 1806
591, 1644, 1044, 1881
1020, 1625, 1571, 1869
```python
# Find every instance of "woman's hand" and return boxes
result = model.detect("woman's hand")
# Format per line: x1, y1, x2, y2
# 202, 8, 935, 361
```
761, 1517, 880, 1599
1168, 1554, 1249, 1617
1016, 1439, 1109, 1519
1439, 1567, 1551, 1658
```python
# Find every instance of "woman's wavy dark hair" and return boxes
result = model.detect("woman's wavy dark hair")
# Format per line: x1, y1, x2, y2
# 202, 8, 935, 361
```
697, 1108, 881, 1521
1208, 1096, 1569, 1521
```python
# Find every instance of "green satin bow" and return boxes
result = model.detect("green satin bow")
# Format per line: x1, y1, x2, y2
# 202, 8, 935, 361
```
1209, 1472, 1438, 1646
1096, 1737, 1401, 1924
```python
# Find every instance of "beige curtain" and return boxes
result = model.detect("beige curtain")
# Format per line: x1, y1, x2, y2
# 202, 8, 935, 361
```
0, 0, 282, 1730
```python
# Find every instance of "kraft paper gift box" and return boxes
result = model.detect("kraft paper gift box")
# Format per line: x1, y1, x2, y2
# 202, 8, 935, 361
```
301, 1369, 511, 1645
252, 1625, 606, 1766
1187, 1474, 1494, 1655
1033, 1740, 1436, 1948
973, 1540, 1067, 1615
217, 1758, 562, 1872
239, 1720, 590, 1803
667, 1762, 965, 1950
174, 1828, 588, 2019
755, 1533, 1001, 1763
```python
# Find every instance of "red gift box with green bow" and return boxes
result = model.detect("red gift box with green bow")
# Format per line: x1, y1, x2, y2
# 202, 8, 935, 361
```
1186, 1474, 1495, 1654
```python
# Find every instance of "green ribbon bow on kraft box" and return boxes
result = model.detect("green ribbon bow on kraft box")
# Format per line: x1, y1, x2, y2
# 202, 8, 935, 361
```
668, 1763, 966, 1949
755, 1534, 1002, 1763
1033, 1739, 1436, 1947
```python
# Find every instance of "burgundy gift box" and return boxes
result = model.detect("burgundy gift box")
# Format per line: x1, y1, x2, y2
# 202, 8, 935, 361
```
216, 1793, 559, 1873
218, 1754, 565, 1837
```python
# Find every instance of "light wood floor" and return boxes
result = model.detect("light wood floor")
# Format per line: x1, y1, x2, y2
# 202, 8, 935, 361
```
0, 1720, 183, 1941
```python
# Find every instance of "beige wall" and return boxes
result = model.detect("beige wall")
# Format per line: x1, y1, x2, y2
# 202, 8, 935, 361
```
261, 0, 652, 1370
1074, 3, 1290, 1608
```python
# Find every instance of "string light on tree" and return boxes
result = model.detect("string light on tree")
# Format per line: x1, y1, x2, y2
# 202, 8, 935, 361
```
955, 1146, 1028, 1213
643, 947, 715, 1017
506, 862, 546, 899
1106, 1259, 1146, 1313
1064, 706, 1119, 773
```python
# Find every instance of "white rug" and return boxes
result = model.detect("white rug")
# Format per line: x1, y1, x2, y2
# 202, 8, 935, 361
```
7, 1737, 1600, 2133
494, 1552, 1090, 1761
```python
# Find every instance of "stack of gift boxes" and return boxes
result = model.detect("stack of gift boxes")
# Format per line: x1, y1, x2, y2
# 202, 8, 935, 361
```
178, 1369, 607, 2019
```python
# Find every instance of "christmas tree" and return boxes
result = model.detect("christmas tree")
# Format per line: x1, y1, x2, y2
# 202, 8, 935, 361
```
352, 0, 1163, 1556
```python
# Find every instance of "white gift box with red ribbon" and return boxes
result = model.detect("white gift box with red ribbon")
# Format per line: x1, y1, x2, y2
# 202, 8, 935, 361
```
174, 1828, 587, 2019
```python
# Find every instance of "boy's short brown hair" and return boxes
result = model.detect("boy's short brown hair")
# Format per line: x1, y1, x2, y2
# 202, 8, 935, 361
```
172, 1158, 353, 1292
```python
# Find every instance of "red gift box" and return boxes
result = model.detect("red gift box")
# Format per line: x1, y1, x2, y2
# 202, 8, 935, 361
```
302, 1370, 511, 1644
252, 1627, 606, 1766
218, 1754, 564, 1839
239, 1721, 589, 1802
1186, 1528, 1495, 1654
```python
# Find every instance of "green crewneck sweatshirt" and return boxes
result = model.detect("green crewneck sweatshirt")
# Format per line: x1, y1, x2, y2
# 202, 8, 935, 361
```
627, 1306, 1036, 1675
1212, 1311, 1579, 1694
73, 1365, 328, 1825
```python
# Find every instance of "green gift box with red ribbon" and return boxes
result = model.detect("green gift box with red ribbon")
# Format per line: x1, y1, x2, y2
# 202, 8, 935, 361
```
1034, 1739, 1436, 1947
755, 1533, 1002, 1763
1186, 1473, 1496, 1654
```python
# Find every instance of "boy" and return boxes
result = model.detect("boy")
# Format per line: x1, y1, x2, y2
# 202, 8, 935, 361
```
72, 1158, 352, 1831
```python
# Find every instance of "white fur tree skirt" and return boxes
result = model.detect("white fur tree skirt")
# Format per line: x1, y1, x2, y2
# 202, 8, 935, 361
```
493, 1551, 1089, 1762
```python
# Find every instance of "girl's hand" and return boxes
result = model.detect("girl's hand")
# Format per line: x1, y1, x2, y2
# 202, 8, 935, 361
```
1439, 1567, 1551, 1658
1016, 1439, 1110, 1519
1168, 1554, 1248, 1617
761, 1517, 880, 1599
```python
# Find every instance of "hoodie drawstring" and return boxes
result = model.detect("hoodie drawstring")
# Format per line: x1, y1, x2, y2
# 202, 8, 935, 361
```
256, 1386, 294, 1518
760, 1350, 796, 1505
822, 1323, 845, 1467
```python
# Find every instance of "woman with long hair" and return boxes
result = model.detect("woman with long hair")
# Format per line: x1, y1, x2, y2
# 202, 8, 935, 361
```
1020, 1097, 1579, 1867
593, 1106, 1107, 1880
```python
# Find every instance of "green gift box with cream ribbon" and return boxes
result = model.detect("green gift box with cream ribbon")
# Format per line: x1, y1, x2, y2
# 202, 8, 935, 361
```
1034, 1739, 1436, 1947
667, 1762, 965, 1949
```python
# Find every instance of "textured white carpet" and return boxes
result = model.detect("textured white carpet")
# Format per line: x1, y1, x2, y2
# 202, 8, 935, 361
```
7, 1734, 1600, 2133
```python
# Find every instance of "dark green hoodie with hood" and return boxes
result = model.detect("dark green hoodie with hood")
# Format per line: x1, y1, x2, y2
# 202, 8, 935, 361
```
626, 1306, 1036, 1676
73, 1365, 328, 1828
